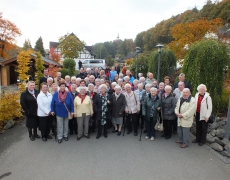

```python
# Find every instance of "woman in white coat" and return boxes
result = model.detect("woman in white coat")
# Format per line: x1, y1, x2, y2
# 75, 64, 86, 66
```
192, 84, 212, 146
175, 88, 196, 148
37, 82, 53, 142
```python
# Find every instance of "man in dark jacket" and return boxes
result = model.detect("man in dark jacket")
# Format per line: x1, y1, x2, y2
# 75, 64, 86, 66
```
174, 73, 192, 93
39, 69, 53, 90
76, 68, 86, 79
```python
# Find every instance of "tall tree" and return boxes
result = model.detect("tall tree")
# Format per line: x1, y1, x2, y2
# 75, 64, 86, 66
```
34, 52, 44, 88
48, 47, 61, 77
34, 36, 45, 56
58, 33, 84, 59
169, 18, 223, 63
0, 12, 21, 59
22, 39, 32, 50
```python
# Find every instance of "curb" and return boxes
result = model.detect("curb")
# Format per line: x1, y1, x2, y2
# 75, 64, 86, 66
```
190, 133, 230, 164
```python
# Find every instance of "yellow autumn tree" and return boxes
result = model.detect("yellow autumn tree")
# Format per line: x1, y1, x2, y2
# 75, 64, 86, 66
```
16, 49, 32, 92
169, 18, 223, 64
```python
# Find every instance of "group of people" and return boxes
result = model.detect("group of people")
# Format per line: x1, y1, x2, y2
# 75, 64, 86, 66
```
20, 66, 212, 148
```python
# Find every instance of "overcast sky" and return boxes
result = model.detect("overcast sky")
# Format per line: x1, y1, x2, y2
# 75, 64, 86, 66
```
0, 0, 208, 49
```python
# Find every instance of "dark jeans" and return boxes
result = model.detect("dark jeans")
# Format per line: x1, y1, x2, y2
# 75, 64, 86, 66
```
69, 117, 77, 134
126, 113, 138, 133
163, 119, 173, 137
196, 112, 208, 143
146, 117, 157, 137
39, 115, 52, 138
97, 119, 108, 136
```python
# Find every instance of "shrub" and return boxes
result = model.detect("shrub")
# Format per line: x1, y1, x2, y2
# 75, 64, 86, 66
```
62, 58, 76, 76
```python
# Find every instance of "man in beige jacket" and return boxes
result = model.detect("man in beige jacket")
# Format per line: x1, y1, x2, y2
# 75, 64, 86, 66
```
175, 88, 196, 148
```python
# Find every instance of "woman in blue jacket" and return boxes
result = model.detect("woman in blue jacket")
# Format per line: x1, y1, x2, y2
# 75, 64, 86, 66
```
51, 82, 74, 144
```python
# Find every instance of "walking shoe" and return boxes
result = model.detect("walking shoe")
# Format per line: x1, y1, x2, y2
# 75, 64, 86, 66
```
58, 139, 62, 144
42, 138, 47, 142
47, 135, 52, 139
77, 136, 81, 141
150, 137, 155, 141
117, 131, 121, 136
180, 144, 187, 148
192, 139, 199, 143
165, 136, 171, 140
145, 136, 149, 140
34, 134, 40, 139
64, 137, 68, 141
29, 135, 35, 141
84, 135, 90, 139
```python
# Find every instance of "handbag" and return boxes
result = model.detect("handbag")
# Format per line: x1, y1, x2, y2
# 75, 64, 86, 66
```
155, 109, 164, 132
63, 102, 73, 120
206, 98, 214, 124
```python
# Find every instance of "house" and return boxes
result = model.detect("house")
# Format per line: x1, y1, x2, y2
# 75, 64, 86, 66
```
0, 54, 61, 86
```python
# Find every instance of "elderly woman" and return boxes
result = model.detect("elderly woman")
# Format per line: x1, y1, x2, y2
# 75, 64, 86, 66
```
74, 87, 93, 140
37, 82, 53, 142
94, 84, 113, 139
152, 80, 158, 89
142, 87, 161, 141
193, 84, 212, 146
112, 85, 126, 135
139, 77, 146, 88
94, 78, 100, 93
113, 74, 119, 83
51, 83, 58, 95
69, 84, 78, 135
20, 81, 40, 141
175, 88, 196, 148
117, 78, 123, 87
157, 82, 165, 99
161, 85, 177, 139
124, 84, 140, 136
51, 82, 74, 144
47, 77, 53, 93
65, 75, 71, 88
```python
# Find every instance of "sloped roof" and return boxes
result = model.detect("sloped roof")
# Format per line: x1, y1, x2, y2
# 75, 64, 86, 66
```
124, 52, 138, 60
50, 41, 59, 48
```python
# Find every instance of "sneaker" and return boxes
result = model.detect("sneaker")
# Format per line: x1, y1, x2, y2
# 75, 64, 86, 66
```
150, 137, 155, 141
145, 136, 149, 140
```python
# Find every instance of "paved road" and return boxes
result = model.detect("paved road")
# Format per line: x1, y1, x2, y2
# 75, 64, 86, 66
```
1, 121, 230, 180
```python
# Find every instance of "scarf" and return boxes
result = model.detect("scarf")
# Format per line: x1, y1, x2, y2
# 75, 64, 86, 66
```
58, 90, 68, 103
78, 94, 86, 104
100, 93, 108, 125
115, 92, 121, 100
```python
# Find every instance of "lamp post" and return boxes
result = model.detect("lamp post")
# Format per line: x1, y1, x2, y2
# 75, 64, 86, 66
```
135, 47, 141, 79
155, 44, 164, 84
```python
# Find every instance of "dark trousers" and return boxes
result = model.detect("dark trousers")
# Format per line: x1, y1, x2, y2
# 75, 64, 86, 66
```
126, 113, 138, 133
97, 119, 108, 136
196, 112, 208, 143
39, 116, 52, 138
146, 117, 157, 137
69, 117, 77, 134
173, 118, 177, 132
163, 119, 173, 137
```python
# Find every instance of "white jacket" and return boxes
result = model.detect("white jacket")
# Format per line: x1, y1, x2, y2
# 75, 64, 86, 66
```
124, 91, 140, 114
37, 91, 53, 117
195, 92, 212, 121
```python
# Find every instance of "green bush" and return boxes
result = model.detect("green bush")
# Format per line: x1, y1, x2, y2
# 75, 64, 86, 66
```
62, 58, 76, 76
60, 69, 69, 78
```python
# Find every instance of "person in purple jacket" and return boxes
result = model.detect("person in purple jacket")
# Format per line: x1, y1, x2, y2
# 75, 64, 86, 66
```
51, 82, 74, 144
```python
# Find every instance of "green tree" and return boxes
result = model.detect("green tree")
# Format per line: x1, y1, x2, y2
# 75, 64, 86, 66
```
34, 37, 45, 56
35, 51, 44, 87
182, 39, 229, 114
62, 58, 76, 76
22, 39, 32, 50
58, 33, 84, 59
148, 49, 177, 82
105, 55, 115, 67
135, 31, 145, 50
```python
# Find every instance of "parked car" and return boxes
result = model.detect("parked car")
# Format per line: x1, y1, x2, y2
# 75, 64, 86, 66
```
81, 59, 106, 70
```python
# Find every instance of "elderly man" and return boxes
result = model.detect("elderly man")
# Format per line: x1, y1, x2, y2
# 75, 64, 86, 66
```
76, 78, 81, 87
173, 81, 185, 101
175, 88, 196, 148
93, 68, 100, 79
54, 72, 64, 86
145, 73, 155, 86
69, 84, 78, 135
174, 73, 192, 92
126, 70, 135, 84
86, 68, 92, 78
47, 77, 53, 93
89, 75, 95, 85
39, 69, 53, 90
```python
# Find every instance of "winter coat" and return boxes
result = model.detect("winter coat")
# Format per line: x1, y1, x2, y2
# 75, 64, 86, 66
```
112, 93, 126, 118
37, 91, 53, 117
175, 96, 196, 127
161, 93, 177, 120
74, 95, 93, 117
195, 92, 212, 121
142, 94, 161, 121
20, 88, 39, 116
94, 93, 113, 120
124, 91, 140, 114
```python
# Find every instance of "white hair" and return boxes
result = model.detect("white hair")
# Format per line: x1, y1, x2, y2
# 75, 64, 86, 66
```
159, 82, 165, 86
124, 84, 131, 89
138, 83, 143, 88
89, 75, 95, 79
47, 77, 53, 82
71, 76, 76, 81
76, 78, 81, 81
78, 86, 87, 91
145, 84, 152, 88
86, 68, 91, 71
99, 84, 107, 90
57, 72, 61, 75
124, 76, 130, 80
65, 75, 70, 79
100, 79, 105, 82
119, 73, 123, 77
165, 85, 172, 91
118, 78, 123, 82
111, 82, 117, 86
140, 77, 145, 81
95, 78, 100, 82
88, 83, 95, 88
179, 73, 185, 77
114, 85, 122, 90
183, 88, 191, 94
178, 81, 185, 86
150, 87, 158, 92
197, 84, 207, 92
71, 84, 77, 88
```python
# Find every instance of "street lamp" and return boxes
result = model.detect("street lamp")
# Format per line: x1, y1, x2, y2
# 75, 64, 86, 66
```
155, 43, 164, 84
135, 47, 141, 78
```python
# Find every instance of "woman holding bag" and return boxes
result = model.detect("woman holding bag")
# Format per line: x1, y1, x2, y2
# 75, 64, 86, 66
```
51, 82, 74, 144
142, 87, 161, 141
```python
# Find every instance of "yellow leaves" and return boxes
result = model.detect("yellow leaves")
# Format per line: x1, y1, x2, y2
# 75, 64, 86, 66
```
16, 49, 32, 92
0, 91, 22, 129
126, 58, 134, 65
